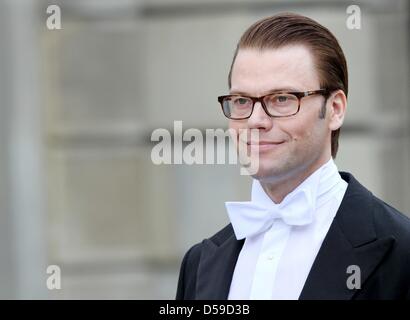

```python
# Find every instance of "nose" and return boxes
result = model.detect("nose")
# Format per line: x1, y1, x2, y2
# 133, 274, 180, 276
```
247, 101, 273, 131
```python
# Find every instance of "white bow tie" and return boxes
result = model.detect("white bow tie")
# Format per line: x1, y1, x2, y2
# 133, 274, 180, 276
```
226, 186, 315, 240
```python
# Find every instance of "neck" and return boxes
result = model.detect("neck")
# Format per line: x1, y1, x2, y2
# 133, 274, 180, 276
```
259, 155, 332, 204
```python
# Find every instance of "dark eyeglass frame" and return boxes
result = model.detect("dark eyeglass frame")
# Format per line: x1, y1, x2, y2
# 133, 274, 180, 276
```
218, 89, 329, 120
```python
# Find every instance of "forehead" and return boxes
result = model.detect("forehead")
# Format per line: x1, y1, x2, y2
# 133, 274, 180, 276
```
230, 45, 320, 95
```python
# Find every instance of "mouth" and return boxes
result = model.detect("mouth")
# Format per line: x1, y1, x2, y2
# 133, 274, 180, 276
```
246, 141, 285, 145
244, 140, 286, 152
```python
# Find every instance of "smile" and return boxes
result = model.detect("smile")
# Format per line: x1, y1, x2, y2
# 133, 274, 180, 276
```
246, 141, 286, 152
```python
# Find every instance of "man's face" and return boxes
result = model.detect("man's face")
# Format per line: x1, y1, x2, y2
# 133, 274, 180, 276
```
229, 45, 333, 182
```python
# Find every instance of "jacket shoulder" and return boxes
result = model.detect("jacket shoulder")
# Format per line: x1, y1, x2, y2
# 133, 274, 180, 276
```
340, 171, 410, 244
175, 223, 234, 299
372, 195, 410, 245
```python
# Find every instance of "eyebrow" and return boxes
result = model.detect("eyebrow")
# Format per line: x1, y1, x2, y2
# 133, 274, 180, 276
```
229, 87, 301, 96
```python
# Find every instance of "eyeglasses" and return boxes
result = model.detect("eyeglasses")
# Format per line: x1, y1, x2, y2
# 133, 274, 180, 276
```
218, 89, 328, 120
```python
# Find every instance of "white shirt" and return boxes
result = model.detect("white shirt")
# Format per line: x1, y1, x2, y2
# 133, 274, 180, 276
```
227, 158, 348, 300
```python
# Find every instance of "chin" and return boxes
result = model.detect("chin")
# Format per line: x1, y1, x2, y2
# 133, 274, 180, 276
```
249, 160, 291, 181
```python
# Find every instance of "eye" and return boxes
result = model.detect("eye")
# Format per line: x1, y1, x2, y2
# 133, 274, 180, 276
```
234, 97, 249, 105
276, 95, 288, 103
231, 97, 252, 108
267, 94, 297, 106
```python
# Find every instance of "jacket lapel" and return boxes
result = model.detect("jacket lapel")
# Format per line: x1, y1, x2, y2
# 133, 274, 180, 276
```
299, 172, 395, 299
195, 225, 244, 299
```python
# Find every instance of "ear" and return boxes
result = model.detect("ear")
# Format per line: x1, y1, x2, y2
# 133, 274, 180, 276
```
327, 89, 347, 131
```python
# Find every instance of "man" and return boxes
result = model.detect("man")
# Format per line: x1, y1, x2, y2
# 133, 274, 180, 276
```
176, 12, 410, 300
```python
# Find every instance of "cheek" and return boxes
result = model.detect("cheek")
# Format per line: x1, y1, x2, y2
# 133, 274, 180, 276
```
283, 117, 320, 148
228, 120, 245, 131
281, 120, 310, 142
228, 120, 247, 142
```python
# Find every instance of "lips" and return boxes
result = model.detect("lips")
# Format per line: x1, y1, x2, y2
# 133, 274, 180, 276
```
246, 141, 285, 145
243, 140, 286, 153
